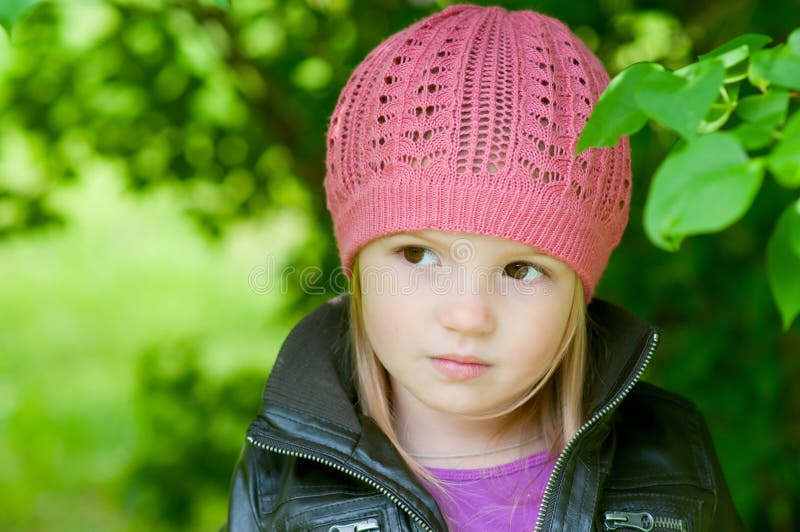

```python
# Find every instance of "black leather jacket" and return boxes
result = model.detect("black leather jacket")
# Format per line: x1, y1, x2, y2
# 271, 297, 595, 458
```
226, 295, 745, 531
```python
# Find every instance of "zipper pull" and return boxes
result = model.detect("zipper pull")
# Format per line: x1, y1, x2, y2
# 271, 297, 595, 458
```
604, 511, 654, 531
329, 518, 381, 532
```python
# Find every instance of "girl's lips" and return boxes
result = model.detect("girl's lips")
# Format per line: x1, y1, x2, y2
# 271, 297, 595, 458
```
429, 355, 491, 381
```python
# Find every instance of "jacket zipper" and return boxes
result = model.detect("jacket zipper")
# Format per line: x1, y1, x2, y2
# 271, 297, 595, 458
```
329, 517, 381, 531
534, 329, 661, 532
604, 510, 687, 531
246, 435, 435, 532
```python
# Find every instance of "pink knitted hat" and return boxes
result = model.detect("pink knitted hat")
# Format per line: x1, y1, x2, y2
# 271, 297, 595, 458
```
324, 4, 631, 301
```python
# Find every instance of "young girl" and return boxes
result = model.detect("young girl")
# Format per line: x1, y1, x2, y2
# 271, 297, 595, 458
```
227, 4, 744, 531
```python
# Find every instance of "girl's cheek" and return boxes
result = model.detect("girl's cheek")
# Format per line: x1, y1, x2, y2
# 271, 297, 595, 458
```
398, 265, 446, 295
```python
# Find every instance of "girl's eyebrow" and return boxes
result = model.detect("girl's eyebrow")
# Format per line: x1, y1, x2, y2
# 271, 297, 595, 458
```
381, 232, 444, 248
398, 232, 450, 247
393, 232, 553, 260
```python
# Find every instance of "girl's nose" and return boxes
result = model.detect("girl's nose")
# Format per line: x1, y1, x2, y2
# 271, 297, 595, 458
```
437, 292, 496, 335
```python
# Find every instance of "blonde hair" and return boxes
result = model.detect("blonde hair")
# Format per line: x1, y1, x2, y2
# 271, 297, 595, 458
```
348, 253, 588, 482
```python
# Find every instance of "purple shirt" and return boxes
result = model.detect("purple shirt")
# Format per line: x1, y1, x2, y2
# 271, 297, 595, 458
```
423, 451, 556, 531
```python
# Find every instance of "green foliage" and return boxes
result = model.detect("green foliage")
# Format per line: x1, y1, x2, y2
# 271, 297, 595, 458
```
0, 0, 44, 34
197, 0, 230, 8
637, 59, 725, 139
292, 56, 333, 91
0, 172, 301, 530
697, 33, 772, 68
736, 89, 789, 125
0, 0, 233, 36
124, 341, 264, 527
578, 28, 800, 329
749, 29, 800, 91
768, 110, 800, 187
575, 63, 660, 151
767, 200, 800, 330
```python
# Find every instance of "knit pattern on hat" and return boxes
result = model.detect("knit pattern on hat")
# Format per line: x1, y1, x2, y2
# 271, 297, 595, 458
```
324, 4, 631, 301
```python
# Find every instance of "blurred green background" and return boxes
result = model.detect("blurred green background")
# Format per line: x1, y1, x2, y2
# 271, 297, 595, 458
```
0, 0, 798, 530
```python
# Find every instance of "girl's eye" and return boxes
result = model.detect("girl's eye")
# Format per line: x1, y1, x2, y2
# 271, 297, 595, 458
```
504, 261, 544, 283
400, 246, 439, 266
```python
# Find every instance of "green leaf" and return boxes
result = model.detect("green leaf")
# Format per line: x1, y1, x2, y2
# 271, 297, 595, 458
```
0, 0, 43, 34
724, 82, 741, 103
575, 62, 662, 153
788, 27, 800, 55
698, 101, 734, 135
735, 88, 789, 126
636, 59, 725, 139
766, 199, 800, 330
767, 111, 800, 187
731, 121, 776, 150
698, 33, 772, 67
699, 84, 739, 134
723, 60, 749, 83
644, 132, 764, 250
749, 43, 800, 90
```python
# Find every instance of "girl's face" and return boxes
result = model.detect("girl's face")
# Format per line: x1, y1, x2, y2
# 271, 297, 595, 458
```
358, 229, 577, 421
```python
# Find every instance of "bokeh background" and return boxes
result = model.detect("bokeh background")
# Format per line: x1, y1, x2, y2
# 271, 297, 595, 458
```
0, 0, 798, 530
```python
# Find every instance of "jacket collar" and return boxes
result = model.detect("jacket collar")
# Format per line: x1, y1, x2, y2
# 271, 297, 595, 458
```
582, 298, 660, 420
247, 294, 658, 530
